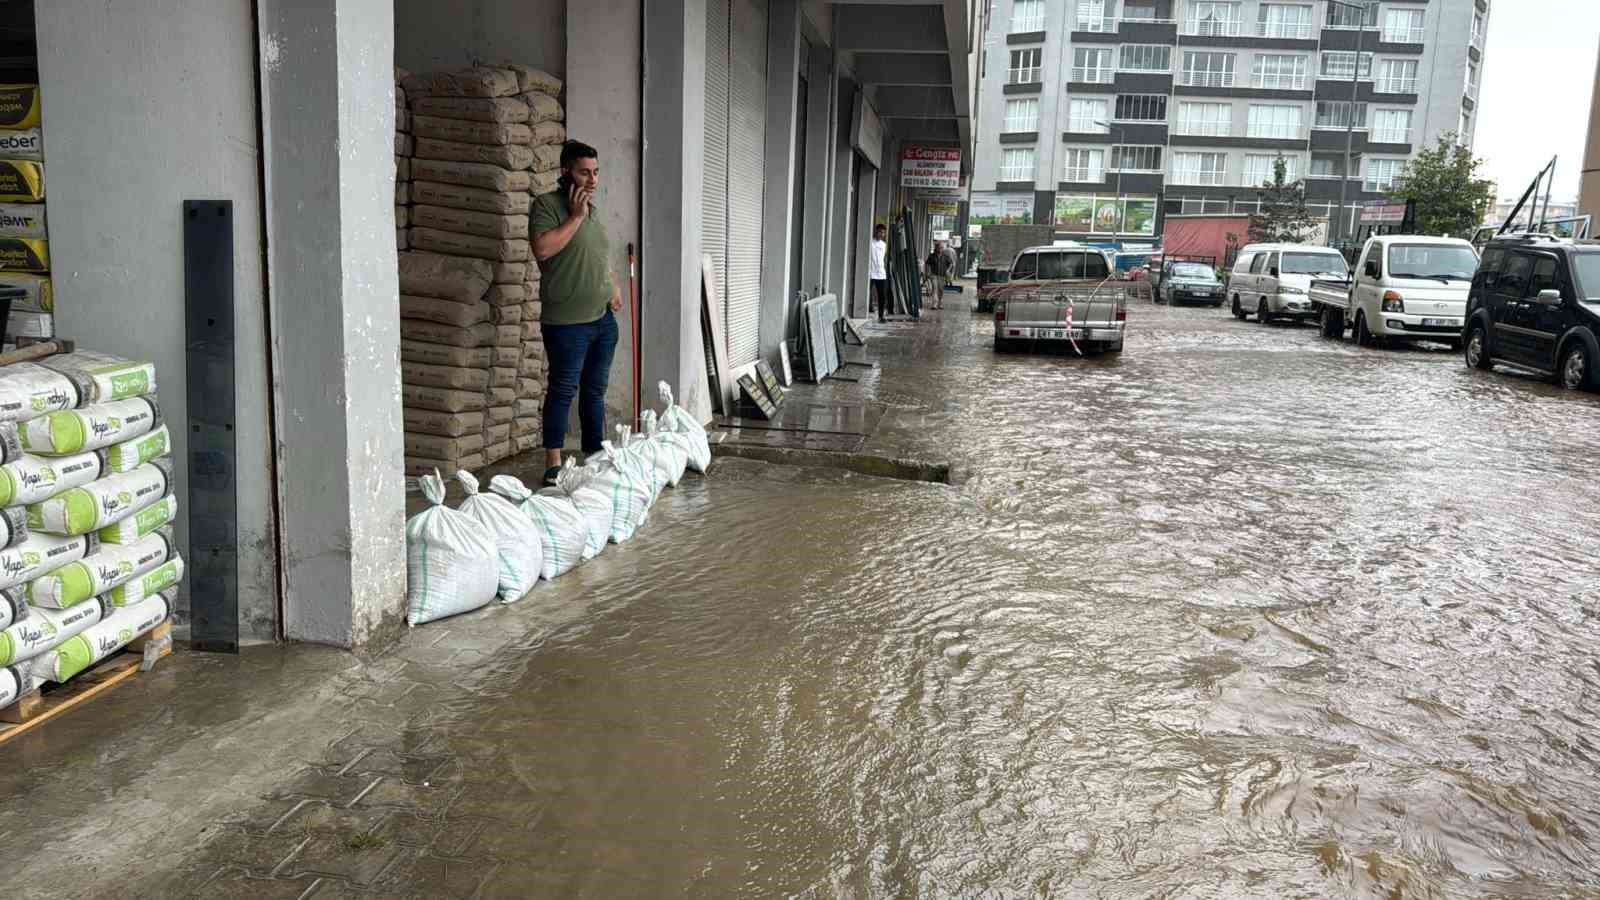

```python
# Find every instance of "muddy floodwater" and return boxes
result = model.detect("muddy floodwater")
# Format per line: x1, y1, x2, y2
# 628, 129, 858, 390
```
479, 303, 1600, 898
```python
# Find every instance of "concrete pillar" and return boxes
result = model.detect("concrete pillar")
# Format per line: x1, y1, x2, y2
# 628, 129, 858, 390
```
1583, 36, 1600, 226
799, 44, 834, 298
826, 74, 855, 300
641, 0, 714, 421
851, 165, 877, 317
257, 0, 407, 648
760, 0, 803, 367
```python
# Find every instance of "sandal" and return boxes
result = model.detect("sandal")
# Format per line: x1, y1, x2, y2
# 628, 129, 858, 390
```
541, 465, 562, 488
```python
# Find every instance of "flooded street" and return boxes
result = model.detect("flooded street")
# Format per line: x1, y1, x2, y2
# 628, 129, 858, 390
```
484, 301, 1600, 897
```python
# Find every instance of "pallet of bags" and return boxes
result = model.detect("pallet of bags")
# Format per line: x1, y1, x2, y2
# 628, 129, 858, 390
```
399, 251, 496, 475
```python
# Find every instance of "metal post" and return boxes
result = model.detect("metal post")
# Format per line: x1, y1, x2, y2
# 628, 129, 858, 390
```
1331, 0, 1376, 246
1097, 119, 1124, 235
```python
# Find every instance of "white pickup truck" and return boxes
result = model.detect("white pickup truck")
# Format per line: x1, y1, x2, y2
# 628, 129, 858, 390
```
1309, 234, 1480, 348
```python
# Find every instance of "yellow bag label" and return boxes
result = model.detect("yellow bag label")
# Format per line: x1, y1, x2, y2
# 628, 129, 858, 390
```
0, 237, 47, 273
0, 160, 43, 202
0, 273, 50, 311
0, 86, 41, 130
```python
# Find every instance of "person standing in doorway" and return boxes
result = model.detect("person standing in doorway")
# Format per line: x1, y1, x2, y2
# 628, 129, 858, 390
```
530, 140, 622, 487
869, 223, 891, 322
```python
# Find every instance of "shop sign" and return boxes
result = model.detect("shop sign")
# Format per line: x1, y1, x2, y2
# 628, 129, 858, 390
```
928, 199, 960, 216
1360, 199, 1408, 224
851, 92, 883, 168
901, 146, 962, 190
969, 193, 1034, 226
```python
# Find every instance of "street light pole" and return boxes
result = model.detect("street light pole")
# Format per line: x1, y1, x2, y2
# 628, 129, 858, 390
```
1096, 119, 1124, 235
1330, 0, 1378, 247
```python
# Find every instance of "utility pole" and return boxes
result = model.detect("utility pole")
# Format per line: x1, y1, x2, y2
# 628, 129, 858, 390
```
1329, 0, 1378, 247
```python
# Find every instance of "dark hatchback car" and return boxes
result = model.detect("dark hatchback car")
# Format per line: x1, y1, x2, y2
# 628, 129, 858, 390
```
1464, 235, 1600, 391
1159, 261, 1224, 306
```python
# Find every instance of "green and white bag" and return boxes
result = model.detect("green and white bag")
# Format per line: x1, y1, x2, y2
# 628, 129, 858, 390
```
33, 590, 169, 682
99, 424, 171, 473
0, 362, 77, 425
0, 586, 23, 630
108, 553, 183, 607
0, 450, 102, 506
98, 494, 178, 544
25, 527, 172, 610
0, 507, 23, 550
18, 395, 160, 456
0, 663, 26, 709
0, 596, 106, 665
39, 351, 157, 404
26, 458, 172, 536
0, 531, 95, 590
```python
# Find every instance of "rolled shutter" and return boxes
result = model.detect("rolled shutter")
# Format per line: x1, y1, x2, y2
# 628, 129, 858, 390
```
724, 0, 768, 367
703, 0, 731, 330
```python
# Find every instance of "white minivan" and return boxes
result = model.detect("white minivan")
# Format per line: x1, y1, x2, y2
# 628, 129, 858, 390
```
1227, 243, 1350, 323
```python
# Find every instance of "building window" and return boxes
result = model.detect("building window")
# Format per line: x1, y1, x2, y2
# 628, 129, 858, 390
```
1320, 51, 1374, 80
1001, 148, 1036, 182
1371, 108, 1411, 144
1121, 1, 1158, 21
1257, 4, 1313, 39
1068, 98, 1110, 133
1458, 110, 1473, 143
1309, 154, 1346, 178
1365, 157, 1403, 192
1172, 152, 1227, 186
1004, 98, 1040, 132
1326, 1, 1378, 28
1075, 0, 1113, 32
1376, 59, 1419, 94
1008, 48, 1042, 84
1175, 101, 1232, 136
1244, 153, 1300, 186
1252, 54, 1308, 90
1114, 93, 1167, 122
1110, 145, 1163, 172
1181, 51, 1235, 88
1465, 61, 1479, 98
1119, 44, 1172, 73
1471, 12, 1485, 46
1185, 1, 1241, 36
1381, 8, 1425, 43
1315, 100, 1367, 129
1011, 0, 1045, 32
1072, 48, 1115, 83
1247, 104, 1302, 139
1063, 147, 1107, 182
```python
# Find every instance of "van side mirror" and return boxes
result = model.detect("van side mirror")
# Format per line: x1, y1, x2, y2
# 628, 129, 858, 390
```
1536, 288, 1563, 306
1364, 259, 1380, 278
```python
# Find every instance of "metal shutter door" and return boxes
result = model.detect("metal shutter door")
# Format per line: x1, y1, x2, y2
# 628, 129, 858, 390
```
703, 0, 731, 332
724, 0, 768, 366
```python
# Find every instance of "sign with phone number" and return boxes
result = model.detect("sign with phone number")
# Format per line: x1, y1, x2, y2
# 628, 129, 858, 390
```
901, 146, 962, 190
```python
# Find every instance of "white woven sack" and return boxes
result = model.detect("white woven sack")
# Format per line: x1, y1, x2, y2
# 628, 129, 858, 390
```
603, 425, 666, 503
657, 382, 711, 473
454, 470, 542, 603
634, 410, 689, 488
488, 474, 585, 580
405, 470, 499, 626
539, 460, 612, 560
585, 439, 653, 543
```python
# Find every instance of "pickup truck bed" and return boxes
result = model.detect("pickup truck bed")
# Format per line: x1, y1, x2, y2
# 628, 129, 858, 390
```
993, 278, 1129, 353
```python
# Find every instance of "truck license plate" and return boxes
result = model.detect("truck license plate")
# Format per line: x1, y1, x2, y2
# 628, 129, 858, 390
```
1042, 328, 1082, 339
1421, 318, 1457, 327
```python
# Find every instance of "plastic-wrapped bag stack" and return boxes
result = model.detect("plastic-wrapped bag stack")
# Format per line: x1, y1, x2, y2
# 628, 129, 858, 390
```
0, 351, 179, 712
395, 67, 411, 252
0, 84, 51, 351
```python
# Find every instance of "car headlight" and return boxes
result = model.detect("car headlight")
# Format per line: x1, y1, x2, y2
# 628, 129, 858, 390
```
1381, 290, 1404, 313
1279, 286, 1306, 295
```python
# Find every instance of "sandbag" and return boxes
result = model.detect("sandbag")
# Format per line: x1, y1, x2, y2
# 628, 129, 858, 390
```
405, 454, 483, 477
542, 461, 612, 560
410, 96, 530, 124
606, 425, 666, 503
0, 362, 77, 423
483, 441, 511, 463
517, 379, 544, 398
0, 450, 101, 506
401, 339, 492, 369
107, 554, 183, 607
402, 361, 490, 392
498, 63, 563, 96
0, 532, 94, 591
39, 351, 156, 404
97, 493, 178, 544
405, 470, 499, 626
658, 382, 712, 473
491, 346, 520, 367
403, 384, 486, 414
482, 421, 511, 444
512, 433, 539, 454
518, 92, 564, 124
399, 319, 497, 349
494, 324, 521, 348
454, 471, 542, 603
531, 145, 560, 173
411, 181, 531, 216
485, 386, 516, 407
409, 115, 533, 146
530, 122, 566, 146
491, 262, 528, 284
485, 284, 527, 306
404, 408, 484, 438
490, 304, 521, 325
0, 597, 105, 665
400, 294, 491, 328
406, 431, 483, 460
489, 366, 518, 388
25, 527, 173, 610
411, 205, 528, 240
398, 250, 494, 302
19, 396, 160, 456
27, 459, 173, 537
633, 410, 689, 488
410, 158, 531, 193
411, 227, 530, 263
412, 137, 535, 171
513, 403, 540, 423
488, 474, 585, 580
585, 435, 654, 543
518, 356, 543, 377
34, 591, 170, 682
402, 66, 520, 99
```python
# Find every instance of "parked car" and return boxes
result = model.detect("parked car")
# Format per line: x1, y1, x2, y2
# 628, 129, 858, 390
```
1308, 235, 1477, 347
1160, 262, 1224, 306
992, 244, 1128, 354
1227, 242, 1349, 323
1463, 234, 1600, 390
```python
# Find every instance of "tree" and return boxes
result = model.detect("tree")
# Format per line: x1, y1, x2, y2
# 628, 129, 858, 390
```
1247, 156, 1316, 244
1386, 132, 1495, 237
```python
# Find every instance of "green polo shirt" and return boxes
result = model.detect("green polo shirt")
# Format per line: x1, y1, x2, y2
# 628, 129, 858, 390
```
530, 189, 611, 325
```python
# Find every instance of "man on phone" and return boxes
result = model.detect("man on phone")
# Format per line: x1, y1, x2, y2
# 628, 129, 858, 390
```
530, 140, 622, 486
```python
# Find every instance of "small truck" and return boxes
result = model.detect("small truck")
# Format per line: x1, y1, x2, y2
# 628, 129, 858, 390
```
1309, 234, 1480, 348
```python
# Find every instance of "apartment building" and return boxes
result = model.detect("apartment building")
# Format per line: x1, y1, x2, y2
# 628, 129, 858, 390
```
971, 0, 1489, 245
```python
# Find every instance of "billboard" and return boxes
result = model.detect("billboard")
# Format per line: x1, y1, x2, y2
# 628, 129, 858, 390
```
1054, 194, 1157, 236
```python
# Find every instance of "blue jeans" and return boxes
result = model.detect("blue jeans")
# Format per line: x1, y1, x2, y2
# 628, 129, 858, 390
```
541, 310, 618, 454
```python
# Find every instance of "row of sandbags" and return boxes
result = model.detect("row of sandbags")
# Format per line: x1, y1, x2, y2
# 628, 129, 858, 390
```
403, 383, 711, 627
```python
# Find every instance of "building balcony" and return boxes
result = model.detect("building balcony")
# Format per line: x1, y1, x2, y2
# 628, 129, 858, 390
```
1177, 71, 1235, 89
1380, 25, 1426, 44
1069, 67, 1116, 85
1374, 77, 1417, 95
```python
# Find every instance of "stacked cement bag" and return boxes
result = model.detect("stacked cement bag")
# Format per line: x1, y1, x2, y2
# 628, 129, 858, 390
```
395, 68, 411, 252
0, 84, 50, 349
0, 351, 179, 710
400, 63, 563, 467
398, 251, 498, 475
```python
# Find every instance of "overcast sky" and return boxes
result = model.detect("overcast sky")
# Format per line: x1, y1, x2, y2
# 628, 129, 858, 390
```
1474, 1, 1599, 200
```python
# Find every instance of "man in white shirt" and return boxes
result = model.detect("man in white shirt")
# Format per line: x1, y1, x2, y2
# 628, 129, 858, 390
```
868, 223, 890, 322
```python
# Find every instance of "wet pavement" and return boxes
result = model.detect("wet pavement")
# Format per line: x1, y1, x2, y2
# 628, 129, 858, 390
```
8, 298, 1600, 898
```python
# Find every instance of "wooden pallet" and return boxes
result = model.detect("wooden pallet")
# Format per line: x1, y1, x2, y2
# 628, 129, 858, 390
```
0, 621, 172, 745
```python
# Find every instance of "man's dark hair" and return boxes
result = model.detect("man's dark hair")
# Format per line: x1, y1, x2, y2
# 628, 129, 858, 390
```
560, 140, 599, 169
874, 223, 887, 233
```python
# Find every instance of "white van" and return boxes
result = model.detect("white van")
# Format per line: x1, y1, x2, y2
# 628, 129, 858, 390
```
1227, 243, 1350, 323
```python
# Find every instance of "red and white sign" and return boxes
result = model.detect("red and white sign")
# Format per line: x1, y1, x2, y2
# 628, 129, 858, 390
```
900, 146, 962, 190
